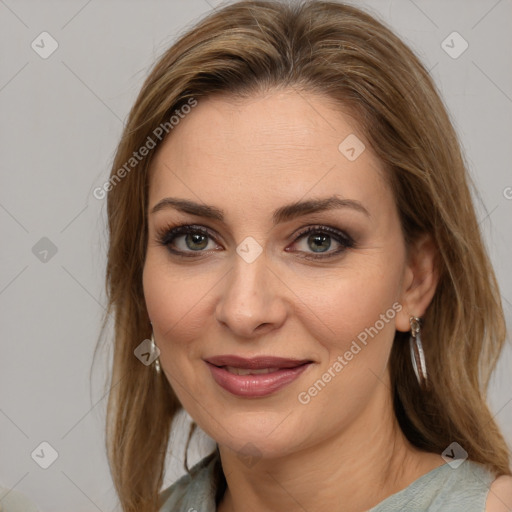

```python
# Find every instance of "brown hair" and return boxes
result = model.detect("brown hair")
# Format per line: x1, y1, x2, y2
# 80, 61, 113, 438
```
96, 1, 511, 510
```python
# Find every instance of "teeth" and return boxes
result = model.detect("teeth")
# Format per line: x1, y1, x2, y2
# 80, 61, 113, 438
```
224, 366, 280, 375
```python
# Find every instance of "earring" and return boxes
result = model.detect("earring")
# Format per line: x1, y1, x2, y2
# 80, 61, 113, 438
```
150, 332, 161, 374
409, 316, 428, 389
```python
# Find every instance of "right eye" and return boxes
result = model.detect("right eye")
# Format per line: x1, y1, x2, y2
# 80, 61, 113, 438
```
156, 224, 221, 257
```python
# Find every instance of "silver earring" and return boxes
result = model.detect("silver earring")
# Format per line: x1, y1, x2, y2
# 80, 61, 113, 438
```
150, 332, 161, 374
409, 316, 428, 389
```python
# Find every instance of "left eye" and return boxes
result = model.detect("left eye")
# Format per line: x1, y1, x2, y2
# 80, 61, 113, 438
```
289, 226, 355, 259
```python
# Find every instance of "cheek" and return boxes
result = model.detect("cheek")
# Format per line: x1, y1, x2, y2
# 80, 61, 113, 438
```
293, 260, 403, 350
143, 243, 405, 361
142, 255, 215, 371
143, 251, 209, 326
292, 268, 403, 434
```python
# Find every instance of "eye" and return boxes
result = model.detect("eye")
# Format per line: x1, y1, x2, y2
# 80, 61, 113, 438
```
288, 225, 355, 259
156, 224, 220, 257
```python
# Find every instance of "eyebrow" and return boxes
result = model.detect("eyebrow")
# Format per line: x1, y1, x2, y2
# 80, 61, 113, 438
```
150, 195, 370, 224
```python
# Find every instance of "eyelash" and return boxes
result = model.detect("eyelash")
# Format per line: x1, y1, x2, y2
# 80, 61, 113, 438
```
155, 223, 355, 260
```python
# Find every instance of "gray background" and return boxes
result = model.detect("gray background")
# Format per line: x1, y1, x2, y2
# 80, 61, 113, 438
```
0, 0, 511, 510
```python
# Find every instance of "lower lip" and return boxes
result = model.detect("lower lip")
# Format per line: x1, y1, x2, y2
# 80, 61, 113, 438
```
205, 362, 312, 397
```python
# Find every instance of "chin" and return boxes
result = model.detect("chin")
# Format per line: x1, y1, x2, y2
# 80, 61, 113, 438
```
214, 422, 304, 460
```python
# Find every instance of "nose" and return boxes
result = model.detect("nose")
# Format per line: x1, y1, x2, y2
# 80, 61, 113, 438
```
214, 252, 288, 338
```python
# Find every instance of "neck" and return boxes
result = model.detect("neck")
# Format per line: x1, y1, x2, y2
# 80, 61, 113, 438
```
217, 379, 442, 512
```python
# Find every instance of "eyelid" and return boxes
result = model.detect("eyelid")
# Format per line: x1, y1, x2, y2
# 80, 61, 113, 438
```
292, 224, 354, 244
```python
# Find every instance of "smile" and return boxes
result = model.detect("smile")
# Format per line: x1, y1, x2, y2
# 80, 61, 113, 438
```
204, 358, 313, 397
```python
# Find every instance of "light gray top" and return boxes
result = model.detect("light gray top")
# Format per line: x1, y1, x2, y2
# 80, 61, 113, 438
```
159, 449, 496, 511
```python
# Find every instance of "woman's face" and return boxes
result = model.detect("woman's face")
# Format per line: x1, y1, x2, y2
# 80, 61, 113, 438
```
143, 89, 414, 458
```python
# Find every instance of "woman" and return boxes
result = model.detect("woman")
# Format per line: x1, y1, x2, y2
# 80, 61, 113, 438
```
99, 1, 512, 511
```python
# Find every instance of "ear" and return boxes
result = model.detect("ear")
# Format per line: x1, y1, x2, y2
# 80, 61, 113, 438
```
395, 233, 439, 333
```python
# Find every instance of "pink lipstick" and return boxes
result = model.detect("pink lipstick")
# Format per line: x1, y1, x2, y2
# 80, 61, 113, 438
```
204, 355, 313, 397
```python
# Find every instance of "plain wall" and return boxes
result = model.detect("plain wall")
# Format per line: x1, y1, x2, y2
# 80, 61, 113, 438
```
1, 0, 511, 510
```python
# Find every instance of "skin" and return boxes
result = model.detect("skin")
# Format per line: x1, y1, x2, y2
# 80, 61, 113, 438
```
142, 88, 508, 512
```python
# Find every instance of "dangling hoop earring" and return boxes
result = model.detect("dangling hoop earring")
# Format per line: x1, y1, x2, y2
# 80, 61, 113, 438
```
409, 316, 428, 389
150, 332, 161, 374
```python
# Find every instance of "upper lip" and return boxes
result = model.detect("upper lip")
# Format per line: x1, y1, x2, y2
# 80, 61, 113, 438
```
205, 355, 313, 369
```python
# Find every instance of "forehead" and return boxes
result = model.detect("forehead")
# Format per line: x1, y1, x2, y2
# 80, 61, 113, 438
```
149, 89, 389, 213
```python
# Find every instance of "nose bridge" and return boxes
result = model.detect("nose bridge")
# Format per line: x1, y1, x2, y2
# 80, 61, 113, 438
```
215, 249, 286, 336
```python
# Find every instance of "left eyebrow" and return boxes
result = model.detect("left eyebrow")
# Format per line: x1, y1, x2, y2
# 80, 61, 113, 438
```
150, 195, 371, 225
272, 196, 371, 224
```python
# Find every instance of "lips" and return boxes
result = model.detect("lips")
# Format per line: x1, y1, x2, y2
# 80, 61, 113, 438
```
204, 355, 313, 397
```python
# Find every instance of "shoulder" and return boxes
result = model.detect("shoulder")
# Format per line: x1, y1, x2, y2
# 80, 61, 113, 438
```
485, 475, 512, 511
373, 459, 502, 512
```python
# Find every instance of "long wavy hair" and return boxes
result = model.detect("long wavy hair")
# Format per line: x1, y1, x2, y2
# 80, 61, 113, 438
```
95, 1, 511, 510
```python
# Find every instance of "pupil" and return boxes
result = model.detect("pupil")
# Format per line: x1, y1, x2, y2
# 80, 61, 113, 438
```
186, 233, 208, 250
309, 234, 330, 252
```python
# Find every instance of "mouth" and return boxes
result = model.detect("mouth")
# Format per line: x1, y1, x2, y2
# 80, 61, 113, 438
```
222, 366, 284, 375
204, 355, 314, 397
205, 354, 313, 370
